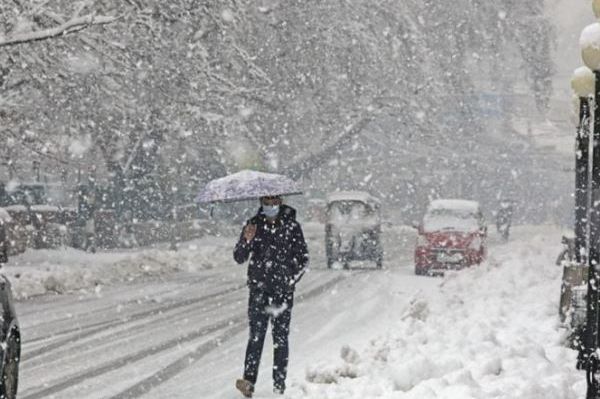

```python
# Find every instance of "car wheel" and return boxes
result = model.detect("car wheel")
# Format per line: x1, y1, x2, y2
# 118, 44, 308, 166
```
0, 332, 19, 399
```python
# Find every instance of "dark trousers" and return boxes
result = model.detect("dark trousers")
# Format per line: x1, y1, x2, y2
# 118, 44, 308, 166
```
243, 288, 293, 390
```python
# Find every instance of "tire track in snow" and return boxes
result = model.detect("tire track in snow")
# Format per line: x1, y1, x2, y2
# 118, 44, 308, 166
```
20, 272, 353, 399
22, 282, 244, 363
24, 276, 235, 344
107, 272, 353, 399
21, 314, 245, 399
23, 274, 217, 341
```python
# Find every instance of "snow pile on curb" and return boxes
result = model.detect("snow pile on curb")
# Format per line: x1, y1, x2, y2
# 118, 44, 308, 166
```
291, 226, 585, 398
3, 236, 234, 300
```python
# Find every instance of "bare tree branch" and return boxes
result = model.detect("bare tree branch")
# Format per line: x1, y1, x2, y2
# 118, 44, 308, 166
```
0, 14, 118, 47
284, 115, 375, 180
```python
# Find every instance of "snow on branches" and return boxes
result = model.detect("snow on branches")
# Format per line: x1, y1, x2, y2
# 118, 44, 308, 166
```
0, 14, 118, 47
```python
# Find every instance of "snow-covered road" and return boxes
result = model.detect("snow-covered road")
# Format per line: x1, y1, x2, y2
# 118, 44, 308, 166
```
15, 224, 429, 399
19, 268, 374, 398
12, 224, 586, 399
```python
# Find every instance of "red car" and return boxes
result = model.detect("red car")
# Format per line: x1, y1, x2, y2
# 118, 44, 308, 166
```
414, 199, 487, 275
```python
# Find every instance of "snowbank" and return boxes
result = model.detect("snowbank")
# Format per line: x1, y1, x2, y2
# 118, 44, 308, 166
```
290, 226, 585, 398
3, 236, 234, 300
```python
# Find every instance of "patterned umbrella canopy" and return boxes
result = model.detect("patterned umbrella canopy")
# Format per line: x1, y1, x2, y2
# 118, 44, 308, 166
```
196, 170, 302, 203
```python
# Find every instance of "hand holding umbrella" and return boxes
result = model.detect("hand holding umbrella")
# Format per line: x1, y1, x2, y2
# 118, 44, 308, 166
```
243, 224, 257, 243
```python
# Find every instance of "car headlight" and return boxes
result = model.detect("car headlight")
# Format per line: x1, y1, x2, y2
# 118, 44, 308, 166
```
416, 234, 429, 246
469, 236, 482, 250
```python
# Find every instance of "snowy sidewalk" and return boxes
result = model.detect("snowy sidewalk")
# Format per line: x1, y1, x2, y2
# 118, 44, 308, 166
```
286, 225, 585, 399
4, 236, 233, 300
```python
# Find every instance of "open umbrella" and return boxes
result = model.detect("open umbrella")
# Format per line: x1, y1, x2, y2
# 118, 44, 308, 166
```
196, 170, 302, 203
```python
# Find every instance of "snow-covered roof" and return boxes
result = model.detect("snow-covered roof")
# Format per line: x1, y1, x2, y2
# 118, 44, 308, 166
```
326, 191, 380, 205
427, 199, 480, 213
4, 205, 27, 212
0, 208, 12, 223
31, 205, 60, 212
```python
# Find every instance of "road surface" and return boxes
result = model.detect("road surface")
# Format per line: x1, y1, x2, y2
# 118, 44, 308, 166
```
16, 224, 438, 398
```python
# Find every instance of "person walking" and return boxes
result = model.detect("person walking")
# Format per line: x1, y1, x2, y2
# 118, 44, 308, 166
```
234, 195, 309, 397
496, 200, 514, 241
0, 218, 8, 264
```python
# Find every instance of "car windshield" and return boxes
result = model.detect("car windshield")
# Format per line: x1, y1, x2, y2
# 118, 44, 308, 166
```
423, 208, 479, 232
328, 201, 373, 223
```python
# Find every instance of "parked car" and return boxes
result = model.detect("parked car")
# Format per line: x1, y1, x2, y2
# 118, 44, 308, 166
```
414, 199, 487, 275
0, 231, 20, 399
325, 191, 383, 269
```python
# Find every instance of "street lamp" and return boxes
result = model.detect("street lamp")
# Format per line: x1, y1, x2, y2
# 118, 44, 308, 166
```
571, 66, 594, 265
579, 21, 600, 398
572, 67, 596, 98
571, 67, 594, 371
582, 23, 600, 72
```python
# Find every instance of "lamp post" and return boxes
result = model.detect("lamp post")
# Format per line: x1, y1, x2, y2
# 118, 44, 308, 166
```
580, 20, 600, 398
571, 66, 594, 371
571, 67, 594, 265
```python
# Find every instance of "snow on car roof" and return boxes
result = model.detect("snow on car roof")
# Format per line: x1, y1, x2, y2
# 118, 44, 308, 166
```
4, 205, 27, 212
428, 199, 480, 213
326, 191, 380, 204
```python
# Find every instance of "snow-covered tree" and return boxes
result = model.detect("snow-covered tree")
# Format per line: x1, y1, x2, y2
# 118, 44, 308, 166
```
0, 0, 558, 221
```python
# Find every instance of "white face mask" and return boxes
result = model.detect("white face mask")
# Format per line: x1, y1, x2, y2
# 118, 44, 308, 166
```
263, 204, 280, 218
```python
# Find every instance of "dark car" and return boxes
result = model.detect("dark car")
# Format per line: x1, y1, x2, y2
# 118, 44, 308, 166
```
325, 191, 383, 269
0, 224, 20, 399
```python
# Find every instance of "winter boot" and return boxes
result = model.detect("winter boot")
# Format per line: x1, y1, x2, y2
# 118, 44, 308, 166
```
273, 383, 285, 395
235, 379, 254, 398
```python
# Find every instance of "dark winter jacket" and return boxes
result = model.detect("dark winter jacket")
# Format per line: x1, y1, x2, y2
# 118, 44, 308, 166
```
234, 205, 309, 295
496, 206, 513, 227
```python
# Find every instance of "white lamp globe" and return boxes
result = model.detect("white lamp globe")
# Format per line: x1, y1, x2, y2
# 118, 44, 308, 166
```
572, 66, 596, 97
594, 0, 600, 19
581, 23, 600, 70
